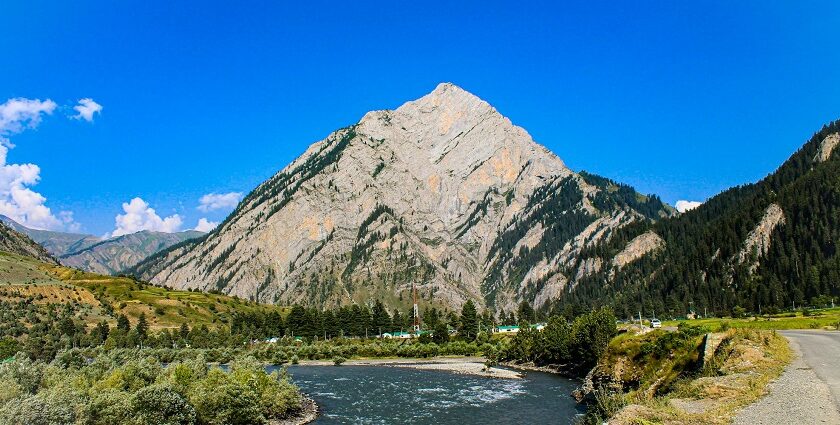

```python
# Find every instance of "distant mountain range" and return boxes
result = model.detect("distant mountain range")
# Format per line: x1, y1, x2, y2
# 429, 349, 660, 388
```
0, 215, 203, 275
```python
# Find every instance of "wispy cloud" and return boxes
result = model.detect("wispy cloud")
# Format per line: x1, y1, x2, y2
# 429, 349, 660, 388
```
675, 200, 702, 213
72, 98, 102, 122
111, 197, 182, 237
197, 192, 242, 212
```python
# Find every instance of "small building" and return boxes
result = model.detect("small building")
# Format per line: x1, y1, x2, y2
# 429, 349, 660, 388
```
494, 323, 547, 334
380, 332, 414, 339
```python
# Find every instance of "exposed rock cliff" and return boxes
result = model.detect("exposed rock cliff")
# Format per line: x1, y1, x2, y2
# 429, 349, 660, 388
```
132, 83, 671, 311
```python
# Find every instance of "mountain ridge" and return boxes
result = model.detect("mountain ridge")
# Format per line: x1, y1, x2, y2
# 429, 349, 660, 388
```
561, 120, 840, 317
131, 83, 672, 312
0, 215, 204, 275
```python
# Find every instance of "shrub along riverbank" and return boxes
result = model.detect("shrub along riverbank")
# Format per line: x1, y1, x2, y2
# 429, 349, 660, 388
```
0, 351, 306, 425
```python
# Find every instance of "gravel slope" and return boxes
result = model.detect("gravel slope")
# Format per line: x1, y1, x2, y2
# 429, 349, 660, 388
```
734, 334, 840, 425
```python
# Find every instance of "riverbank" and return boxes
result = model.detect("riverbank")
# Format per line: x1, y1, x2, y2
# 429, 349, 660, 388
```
296, 356, 522, 379
501, 361, 576, 377
273, 396, 318, 425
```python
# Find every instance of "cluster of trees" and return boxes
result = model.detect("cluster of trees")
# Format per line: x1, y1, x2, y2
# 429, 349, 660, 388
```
1, 296, 509, 363
0, 351, 303, 425
498, 307, 617, 373
228, 299, 498, 342
559, 120, 840, 318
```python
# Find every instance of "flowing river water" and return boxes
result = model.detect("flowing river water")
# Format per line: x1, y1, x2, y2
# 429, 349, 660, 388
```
276, 365, 584, 424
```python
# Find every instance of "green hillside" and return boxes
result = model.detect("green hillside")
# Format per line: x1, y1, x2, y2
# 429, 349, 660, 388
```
560, 120, 840, 318
0, 250, 286, 331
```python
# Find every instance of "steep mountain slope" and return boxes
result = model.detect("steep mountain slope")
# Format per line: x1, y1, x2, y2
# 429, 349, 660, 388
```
0, 215, 100, 255
564, 120, 840, 318
60, 230, 204, 275
132, 83, 671, 311
0, 215, 203, 275
0, 220, 57, 264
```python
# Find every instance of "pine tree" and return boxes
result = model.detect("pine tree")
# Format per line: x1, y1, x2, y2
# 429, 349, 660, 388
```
459, 300, 478, 340
136, 313, 148, 342
117, 314, 130, 332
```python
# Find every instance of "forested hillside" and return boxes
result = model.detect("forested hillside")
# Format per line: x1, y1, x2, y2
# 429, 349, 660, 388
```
558, 120, 840, 318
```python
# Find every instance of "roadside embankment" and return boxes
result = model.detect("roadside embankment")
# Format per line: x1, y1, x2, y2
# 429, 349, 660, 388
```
577, 326, 791, 424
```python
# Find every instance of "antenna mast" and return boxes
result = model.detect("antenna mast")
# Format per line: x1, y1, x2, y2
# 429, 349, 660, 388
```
412, 280, 420, 333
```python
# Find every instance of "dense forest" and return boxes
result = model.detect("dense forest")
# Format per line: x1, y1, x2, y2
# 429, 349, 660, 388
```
556, 120, 840, 319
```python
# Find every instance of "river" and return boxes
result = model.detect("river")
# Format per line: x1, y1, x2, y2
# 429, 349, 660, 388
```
276, 365, 585, 424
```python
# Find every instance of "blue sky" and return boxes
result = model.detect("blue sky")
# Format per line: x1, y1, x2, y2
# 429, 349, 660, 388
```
1, 1, 839, 235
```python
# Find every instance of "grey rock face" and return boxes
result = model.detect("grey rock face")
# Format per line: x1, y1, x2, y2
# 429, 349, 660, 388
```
133, 83, 669, 311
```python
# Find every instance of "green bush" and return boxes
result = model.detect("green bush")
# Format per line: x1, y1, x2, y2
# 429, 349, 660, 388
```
80, 388, 133, 425
133, 383, 196, 425
333, 356, 346, 366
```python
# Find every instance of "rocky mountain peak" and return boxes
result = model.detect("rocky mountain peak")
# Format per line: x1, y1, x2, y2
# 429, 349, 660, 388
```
131, 84, 671, 312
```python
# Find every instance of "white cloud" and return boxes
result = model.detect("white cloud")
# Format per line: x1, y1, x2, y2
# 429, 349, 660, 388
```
111, 197, 182, 237
0, 98, 57, 143
0, 98, 78, 231
193, 217, 218, 232
197, 192, 242, 212
72, 98, 102, 122
675, 200, 703, 213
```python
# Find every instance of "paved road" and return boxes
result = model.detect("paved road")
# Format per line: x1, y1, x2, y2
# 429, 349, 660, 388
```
735, 330, 840, 424
782, 330, 840, 409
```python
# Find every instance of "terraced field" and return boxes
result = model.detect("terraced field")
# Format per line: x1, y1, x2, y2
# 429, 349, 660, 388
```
0, 251, 287, 330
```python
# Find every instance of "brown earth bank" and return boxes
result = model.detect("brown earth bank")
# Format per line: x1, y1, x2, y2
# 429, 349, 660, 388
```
271, 397, 318, 425
573, 328, 791, 424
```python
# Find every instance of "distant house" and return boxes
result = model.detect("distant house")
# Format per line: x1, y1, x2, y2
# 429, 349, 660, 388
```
266, 337, 280, 343
380, 332, 415, 339
494, 323, 547, 334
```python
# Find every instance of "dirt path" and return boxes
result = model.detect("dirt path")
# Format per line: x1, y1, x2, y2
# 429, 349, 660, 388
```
734, 331, 840, 424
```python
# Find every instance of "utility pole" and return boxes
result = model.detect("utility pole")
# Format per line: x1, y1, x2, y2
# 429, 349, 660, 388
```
412, 280, 420, 333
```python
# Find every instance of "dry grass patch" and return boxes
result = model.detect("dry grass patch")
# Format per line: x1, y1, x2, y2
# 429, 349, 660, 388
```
609, 329, 791, 424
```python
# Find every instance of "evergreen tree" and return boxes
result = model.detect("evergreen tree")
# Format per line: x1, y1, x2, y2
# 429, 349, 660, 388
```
136, 313, 149, 342
517, 301, 536, 324
432, 321, 449, 345
372, 300, 391, 335
117, 314, 130, 332
459, 300, 478, 340
179, 323, 190, 341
